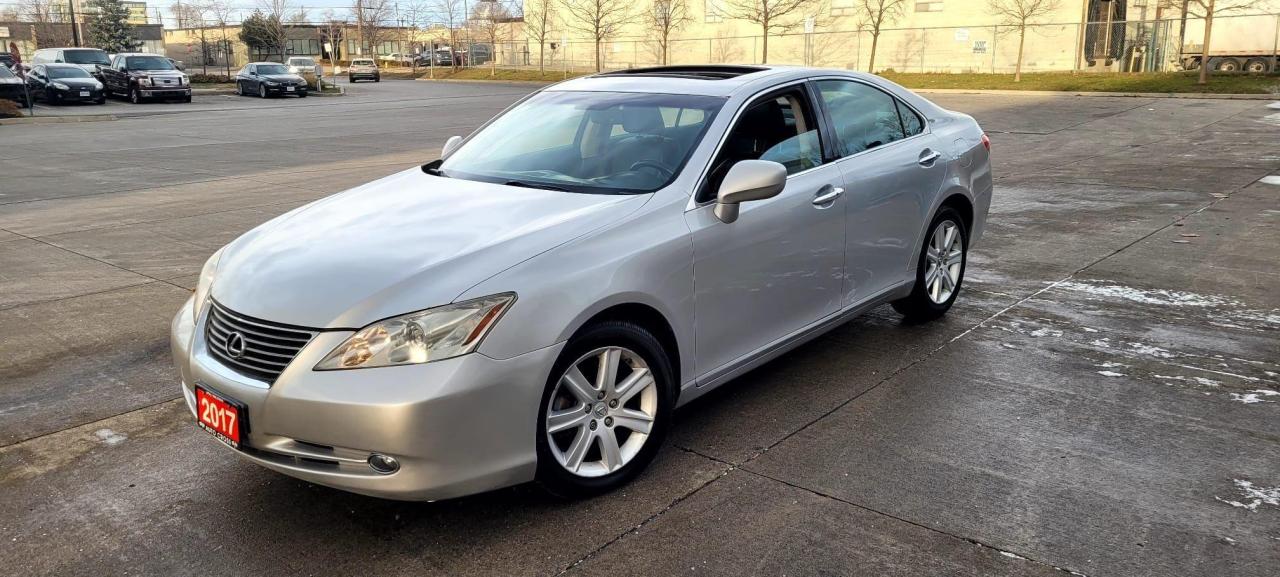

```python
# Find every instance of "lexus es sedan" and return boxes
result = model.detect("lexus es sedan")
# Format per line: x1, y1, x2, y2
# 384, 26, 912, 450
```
171, 65, 992, 501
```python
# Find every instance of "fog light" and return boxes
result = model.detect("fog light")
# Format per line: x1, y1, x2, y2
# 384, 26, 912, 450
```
367, 453, 400, 474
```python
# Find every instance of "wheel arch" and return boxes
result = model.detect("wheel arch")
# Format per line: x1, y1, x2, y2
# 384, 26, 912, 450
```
938, 191, 974, 236
567, 300, 682, 400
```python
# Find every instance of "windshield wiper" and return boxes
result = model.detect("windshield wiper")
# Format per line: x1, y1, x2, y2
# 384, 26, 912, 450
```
503, 180, 570, 192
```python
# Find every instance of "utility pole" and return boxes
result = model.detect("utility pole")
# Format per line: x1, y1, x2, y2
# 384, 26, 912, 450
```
356, 0, 364, 55
68, 0, 82, 47
1075, 0, 1089, 73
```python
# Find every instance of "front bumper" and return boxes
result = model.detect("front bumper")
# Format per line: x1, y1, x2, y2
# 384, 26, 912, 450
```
171, 297, 563, 501
51, 87, 103, 102
139, 87, 191, 99
264, 85, 307, 96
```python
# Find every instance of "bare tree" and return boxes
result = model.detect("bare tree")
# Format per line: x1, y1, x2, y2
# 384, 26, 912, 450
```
19, 0, 75, 48
470, 0, 513, 76
721, 0, 818, 64
559, 0, 635, 72
987, 0, 1060, 82
253, 0, 293, 60
356, 0, 394, 62
1158, 0, 1276, 84
209, 0, 235, 76
710, 30, 744, 63
169, 0, 206, 28
524, 0, 557, 73
286, 5, 309, 24
433, 0, 466, 70
852, 0, 907, 73
645, 0, 692, 65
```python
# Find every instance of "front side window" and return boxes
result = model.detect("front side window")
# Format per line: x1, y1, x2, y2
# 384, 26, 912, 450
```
700, 87, 823, 201
0, 66, 14, 79
127, 56, 176, 71
816, 80, 907, 157
440, 91, 724, 195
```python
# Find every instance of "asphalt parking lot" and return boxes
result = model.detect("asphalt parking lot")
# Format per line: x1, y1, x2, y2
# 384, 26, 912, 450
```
1, 80, 1278, 577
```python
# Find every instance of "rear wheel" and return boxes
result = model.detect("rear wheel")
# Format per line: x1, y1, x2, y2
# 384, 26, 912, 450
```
1244, 58, 1271, 73
892, 207, 968, 322
536, 321, 673, 498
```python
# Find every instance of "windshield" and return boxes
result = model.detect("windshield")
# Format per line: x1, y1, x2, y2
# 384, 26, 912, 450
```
64, 50, 110, 65
257, 64, 289, 74
127, 56, 174, 71
439, 91, 724, 194
48, 67, 92, 79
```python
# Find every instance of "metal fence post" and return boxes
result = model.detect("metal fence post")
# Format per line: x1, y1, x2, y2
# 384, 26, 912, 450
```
1273, 14, 1279, 72
992, 25, 998, 73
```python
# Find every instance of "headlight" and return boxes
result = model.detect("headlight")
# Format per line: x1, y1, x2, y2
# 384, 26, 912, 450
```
94, 82, 103, 90
193, 248, 224, 322
315, 293, 515, 370
52, 82, 69, 90
139, 77, 151, 86
265, 81, 279, 87
179, 76, 188, 86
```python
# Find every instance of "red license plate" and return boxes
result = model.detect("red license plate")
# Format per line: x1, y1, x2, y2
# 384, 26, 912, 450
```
195, 386, 245, 449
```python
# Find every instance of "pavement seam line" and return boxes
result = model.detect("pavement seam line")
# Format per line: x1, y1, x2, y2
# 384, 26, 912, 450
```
0, 397, 184, 450
555, 454, 737, 576
2, 227, 192, 293
737, 468, 1091, 577
0, 279, 171, 314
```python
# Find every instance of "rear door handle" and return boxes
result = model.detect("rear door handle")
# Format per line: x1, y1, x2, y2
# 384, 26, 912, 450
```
812, 187, 844, 206
919, 149, 943, 166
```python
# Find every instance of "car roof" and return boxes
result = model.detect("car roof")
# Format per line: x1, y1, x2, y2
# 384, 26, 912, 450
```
44, 63, 90, 68
546, 65, 878, 98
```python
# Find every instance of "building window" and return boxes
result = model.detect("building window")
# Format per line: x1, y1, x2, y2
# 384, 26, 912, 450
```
705, 0, 725, 23
831, 0, 856, 16
915, 1, 943, 12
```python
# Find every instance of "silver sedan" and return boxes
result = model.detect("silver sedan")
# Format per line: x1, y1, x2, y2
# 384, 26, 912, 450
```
171, 65, 992, 501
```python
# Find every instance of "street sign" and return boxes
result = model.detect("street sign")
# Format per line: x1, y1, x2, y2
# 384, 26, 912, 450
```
0, 27, 10, 38
804, 17, 815, 35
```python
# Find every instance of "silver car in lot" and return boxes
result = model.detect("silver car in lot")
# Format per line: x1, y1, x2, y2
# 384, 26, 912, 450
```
171, 65, 991, 501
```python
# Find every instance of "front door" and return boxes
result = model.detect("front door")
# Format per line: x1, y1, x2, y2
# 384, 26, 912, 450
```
686, 84, 846, 381
813, 79, 948, 305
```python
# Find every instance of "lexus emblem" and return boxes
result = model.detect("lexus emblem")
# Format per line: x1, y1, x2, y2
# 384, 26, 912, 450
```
225, 332, 247, 359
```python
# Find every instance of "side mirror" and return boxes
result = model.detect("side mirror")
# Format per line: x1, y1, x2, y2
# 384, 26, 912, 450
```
442, 135, 464, 158
713, 160, 787, 224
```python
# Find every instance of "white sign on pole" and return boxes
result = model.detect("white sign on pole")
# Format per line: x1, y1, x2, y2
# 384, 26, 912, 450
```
324, 42, 332, 52
954, 28, 970, 42
0, 27, 10, 38
804, 17, 815, 35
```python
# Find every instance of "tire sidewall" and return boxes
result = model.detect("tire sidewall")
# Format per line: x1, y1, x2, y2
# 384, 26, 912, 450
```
535, 321, 674, 498
905, 207, 968, 317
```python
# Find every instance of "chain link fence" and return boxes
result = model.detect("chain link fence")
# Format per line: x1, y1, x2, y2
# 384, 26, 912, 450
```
490, 13, 1279, 75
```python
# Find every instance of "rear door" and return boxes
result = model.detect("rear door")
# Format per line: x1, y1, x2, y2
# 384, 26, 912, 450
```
813, 78, 948, 306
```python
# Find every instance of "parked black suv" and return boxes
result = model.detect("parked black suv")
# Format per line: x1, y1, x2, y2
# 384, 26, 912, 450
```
100, 53, 191, 103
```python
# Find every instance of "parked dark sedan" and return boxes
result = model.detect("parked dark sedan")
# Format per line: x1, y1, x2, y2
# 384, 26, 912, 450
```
236, 62, 308, 98
0, 65, 29, 107
26, 64, 106, 105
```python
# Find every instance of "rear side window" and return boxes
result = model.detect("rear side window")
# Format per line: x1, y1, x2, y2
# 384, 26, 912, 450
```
897, 100, 925, 137
815, 80, 906, 157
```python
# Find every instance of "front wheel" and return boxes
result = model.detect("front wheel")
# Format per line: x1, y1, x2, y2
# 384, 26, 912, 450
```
892, 207, 968, 322
258, 84, 267, 98
129, 86, 142, 104
536, 321, 673, 498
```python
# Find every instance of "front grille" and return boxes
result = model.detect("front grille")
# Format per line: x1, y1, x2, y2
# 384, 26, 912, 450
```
205, 301, 318, 384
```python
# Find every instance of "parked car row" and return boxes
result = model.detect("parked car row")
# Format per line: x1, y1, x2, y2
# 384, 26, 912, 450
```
0, 48, 192, 106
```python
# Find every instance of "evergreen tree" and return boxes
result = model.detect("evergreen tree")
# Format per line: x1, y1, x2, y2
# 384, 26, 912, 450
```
238, 10, 286, 60
86, 0, 139, 53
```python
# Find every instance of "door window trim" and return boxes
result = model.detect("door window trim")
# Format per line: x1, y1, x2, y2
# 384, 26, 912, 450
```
808, 75, 932, 165
690, 79, 834, 207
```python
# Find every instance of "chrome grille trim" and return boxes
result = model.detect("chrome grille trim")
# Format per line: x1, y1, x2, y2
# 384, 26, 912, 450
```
205, 300, 318, 384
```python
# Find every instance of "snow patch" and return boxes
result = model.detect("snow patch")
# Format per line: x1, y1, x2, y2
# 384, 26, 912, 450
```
1127, 342, 1176, 359
93, 428, 127, 446
998, 550, 1028, 560
1215, 479, 1280, 512
1259, 175, 1280, 186
1097, 371, 1126, 378
1090, 338, 1111, 348
1030, 327, 1063, 338
1055, 280, 1237, 308
1229, 389, 1280, 405
1153, 374, 1221, 387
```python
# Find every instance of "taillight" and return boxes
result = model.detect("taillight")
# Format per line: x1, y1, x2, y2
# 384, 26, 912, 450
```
981, 134, 991, 151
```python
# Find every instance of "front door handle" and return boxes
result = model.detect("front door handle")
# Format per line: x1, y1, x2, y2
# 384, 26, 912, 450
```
812, 186, 844, 206
918, 149, 943, 166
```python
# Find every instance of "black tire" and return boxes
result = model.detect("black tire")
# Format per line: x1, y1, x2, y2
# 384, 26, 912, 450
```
1244, 58, 1271, 74
347, 75, 355, 83
891, 206, 968, 322
129, 86, 142, 104
94, 96, 105, 105
258, 84, 267, 98
182, 95, 192, 103
535, 321, 674, 499
298, 91, 307, 98
1211, 57, 1241, 72
374, 76, 381, 82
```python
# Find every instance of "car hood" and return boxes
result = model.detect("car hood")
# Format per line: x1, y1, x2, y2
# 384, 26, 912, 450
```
212, 168, 651, 329
52, 78, 100, 87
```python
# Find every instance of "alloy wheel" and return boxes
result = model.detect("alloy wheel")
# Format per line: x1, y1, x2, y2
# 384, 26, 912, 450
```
545, 346, 657, 478
924, 220, 964, 304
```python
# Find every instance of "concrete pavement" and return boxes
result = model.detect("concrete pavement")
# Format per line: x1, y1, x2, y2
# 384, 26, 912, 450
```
0, 82, 1278, 576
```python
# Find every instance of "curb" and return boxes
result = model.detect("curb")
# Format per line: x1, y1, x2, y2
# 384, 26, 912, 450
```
0, 114, 116, 125
910, 88, 1279, 100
